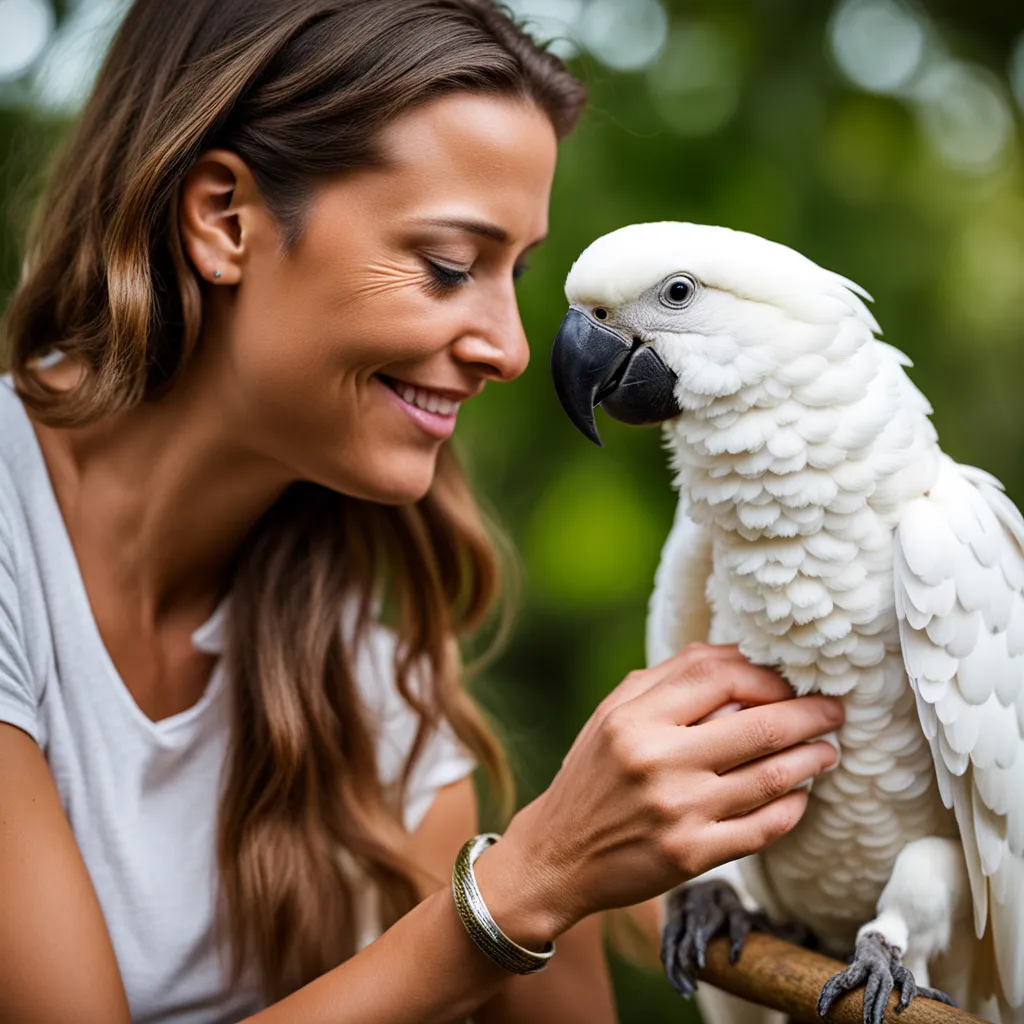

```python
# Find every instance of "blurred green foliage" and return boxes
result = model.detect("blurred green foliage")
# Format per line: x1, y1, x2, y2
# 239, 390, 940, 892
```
1, 0, 1022, 1021
463, 2, 1024, 1018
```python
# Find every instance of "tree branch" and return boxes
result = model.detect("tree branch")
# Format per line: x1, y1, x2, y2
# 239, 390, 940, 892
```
696, 933, 989, 1024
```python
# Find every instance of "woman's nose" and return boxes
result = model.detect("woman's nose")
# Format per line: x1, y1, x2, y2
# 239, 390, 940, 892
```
451, 307, 530, 383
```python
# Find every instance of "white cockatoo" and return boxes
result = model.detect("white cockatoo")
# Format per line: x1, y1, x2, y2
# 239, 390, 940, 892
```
549, 222, 1024, 1024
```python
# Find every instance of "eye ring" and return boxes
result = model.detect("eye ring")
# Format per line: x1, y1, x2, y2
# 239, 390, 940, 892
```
660, 274, 698, 308
594, 307, 608, 321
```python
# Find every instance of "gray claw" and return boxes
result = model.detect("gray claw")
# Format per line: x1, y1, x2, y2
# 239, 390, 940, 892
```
727, 907, 751, 963
661, 880, 797, 999
817, 932, 956, 1024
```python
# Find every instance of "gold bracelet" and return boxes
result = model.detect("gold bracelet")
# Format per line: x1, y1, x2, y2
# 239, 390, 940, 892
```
451, 833, 556, 975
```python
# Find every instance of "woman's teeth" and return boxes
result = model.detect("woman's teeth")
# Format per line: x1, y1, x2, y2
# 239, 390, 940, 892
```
396, 383, 460, 416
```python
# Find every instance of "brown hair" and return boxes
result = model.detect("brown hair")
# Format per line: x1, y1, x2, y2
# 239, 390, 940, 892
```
2, 0, 585, 1001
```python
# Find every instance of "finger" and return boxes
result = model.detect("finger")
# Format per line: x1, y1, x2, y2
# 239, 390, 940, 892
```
563, 666, 664, 764
562, 674, 658, 764
709, 789, 809, 866
712, 741, 838, 817
566, 645, 743, 762
629, 657, 797, 728
622, 644, 745, 703
693, 696, 844, 771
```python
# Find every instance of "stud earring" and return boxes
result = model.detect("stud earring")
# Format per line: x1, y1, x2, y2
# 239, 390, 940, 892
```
213, 270, 222, 279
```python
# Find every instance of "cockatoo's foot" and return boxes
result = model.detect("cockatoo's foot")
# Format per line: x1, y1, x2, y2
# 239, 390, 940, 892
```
816, 932, 956, 1024
661, 879, 808, 998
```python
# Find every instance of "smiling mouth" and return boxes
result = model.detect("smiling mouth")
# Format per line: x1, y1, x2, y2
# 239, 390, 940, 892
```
378, 376, 462, 415
378, 374, 462, 416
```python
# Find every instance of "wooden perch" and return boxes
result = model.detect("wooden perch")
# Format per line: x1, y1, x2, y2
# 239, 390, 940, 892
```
695, 933, 989, 1024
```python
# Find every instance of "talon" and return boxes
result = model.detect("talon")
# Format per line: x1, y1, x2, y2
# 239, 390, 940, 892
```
865, 969, 893, 1024
918, 987, 957, 1007
817, 932, 951, 1024
695, 931, 708, 970
661, 879, 800, 1000
817, 979, 840, 1017
727, 908, 751, 963
892, 963, 916, 1013
818, 962, 867, 1019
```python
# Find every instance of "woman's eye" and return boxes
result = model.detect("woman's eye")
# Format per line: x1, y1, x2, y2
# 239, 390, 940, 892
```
425, 259, 471, 293
512, 261, 529, 282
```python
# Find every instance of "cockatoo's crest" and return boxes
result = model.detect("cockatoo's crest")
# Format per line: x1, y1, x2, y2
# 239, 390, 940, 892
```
564, 221, 879, 334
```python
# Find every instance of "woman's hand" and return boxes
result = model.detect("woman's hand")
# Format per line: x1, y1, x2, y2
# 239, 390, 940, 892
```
473, 643, 843, 948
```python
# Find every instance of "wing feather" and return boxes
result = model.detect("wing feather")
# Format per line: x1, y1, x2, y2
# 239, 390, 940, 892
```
895, 456, 1024, 1010
646, 498, 713, 665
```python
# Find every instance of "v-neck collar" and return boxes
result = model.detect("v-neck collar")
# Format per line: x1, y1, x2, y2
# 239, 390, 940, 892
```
4, 380, 227, 737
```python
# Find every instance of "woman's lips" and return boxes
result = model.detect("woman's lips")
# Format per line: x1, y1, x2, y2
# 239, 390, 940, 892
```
379, 375, 459, 440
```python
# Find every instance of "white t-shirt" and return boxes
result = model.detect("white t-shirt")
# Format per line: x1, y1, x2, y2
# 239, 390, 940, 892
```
0, 379, 476, 1023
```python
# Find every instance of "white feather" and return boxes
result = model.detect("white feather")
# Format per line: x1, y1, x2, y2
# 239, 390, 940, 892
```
896, 459, 1024, 1011
570, 222, 1024, 1021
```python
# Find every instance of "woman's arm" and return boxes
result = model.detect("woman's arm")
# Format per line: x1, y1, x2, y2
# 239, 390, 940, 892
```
1, 645, 841, 1024
250, 644, 842, 1024
0, 723, 132, 1024
249, 777, 616, 1024
0, 721, 588, 1024
408, 776, 617, 1024
0, 724, 607, 1024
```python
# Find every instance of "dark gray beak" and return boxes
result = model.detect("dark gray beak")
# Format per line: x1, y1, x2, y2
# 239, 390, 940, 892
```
550, 307, 682, 446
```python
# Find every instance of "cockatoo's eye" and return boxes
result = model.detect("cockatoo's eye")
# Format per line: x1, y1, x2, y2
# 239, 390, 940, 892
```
593, 307, 608, 321
660, 274, 698, 308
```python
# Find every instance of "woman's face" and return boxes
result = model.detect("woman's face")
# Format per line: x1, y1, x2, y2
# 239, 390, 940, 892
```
203, 93, 558, 504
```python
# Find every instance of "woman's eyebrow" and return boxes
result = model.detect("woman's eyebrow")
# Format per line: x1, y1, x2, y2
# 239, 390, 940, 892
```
412, 216, 547, 252
416, 216, 509, 243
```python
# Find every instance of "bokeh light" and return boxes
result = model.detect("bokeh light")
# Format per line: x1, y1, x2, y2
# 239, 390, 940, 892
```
828, 0, 1017, 175
29, 0, 128, 110
578, 0, 667, 72
912, 61, 1016, 175
501, 0, 582, 61
1010, 32, 1024, 114
828, 0, 926, 95
647, 21, 742, 136
0, 0, 53, 82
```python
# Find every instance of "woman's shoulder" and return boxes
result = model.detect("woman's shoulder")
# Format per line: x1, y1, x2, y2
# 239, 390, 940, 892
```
0, 383, 52, 739
0, 377, 55, 535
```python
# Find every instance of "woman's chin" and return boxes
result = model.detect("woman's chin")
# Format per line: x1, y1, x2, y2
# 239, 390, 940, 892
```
370, 479, 434, 506
321, 454, 438, 506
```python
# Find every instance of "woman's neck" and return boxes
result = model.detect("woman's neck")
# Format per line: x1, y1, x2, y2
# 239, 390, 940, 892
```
30, 353, 294, 630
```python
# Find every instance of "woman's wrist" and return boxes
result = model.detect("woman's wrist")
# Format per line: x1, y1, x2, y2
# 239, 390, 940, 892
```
469, 807, 576, 951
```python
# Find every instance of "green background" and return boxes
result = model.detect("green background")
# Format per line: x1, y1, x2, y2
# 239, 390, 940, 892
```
1, 0, 1022, 1020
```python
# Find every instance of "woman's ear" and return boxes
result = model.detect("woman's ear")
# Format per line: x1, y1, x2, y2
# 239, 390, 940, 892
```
179, 149, 270, 286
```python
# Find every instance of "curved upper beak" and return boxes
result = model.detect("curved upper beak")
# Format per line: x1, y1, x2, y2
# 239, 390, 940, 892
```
550, 307, 682, 446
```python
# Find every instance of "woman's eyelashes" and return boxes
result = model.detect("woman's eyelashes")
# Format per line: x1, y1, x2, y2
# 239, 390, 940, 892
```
424, 258, 471, 294
421, 256, 530, 297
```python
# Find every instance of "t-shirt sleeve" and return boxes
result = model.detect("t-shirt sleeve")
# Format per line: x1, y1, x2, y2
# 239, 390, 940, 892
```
354, 623, 477, 832
0, 526, 38, 743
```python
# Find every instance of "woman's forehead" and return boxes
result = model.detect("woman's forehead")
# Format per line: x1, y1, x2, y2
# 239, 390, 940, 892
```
334, 93, 557, 241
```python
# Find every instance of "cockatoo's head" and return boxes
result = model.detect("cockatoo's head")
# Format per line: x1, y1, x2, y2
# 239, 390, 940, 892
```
551, 221, 876, 445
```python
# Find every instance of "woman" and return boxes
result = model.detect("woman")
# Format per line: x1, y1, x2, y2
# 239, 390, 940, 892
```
0, 1, 843, 1021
